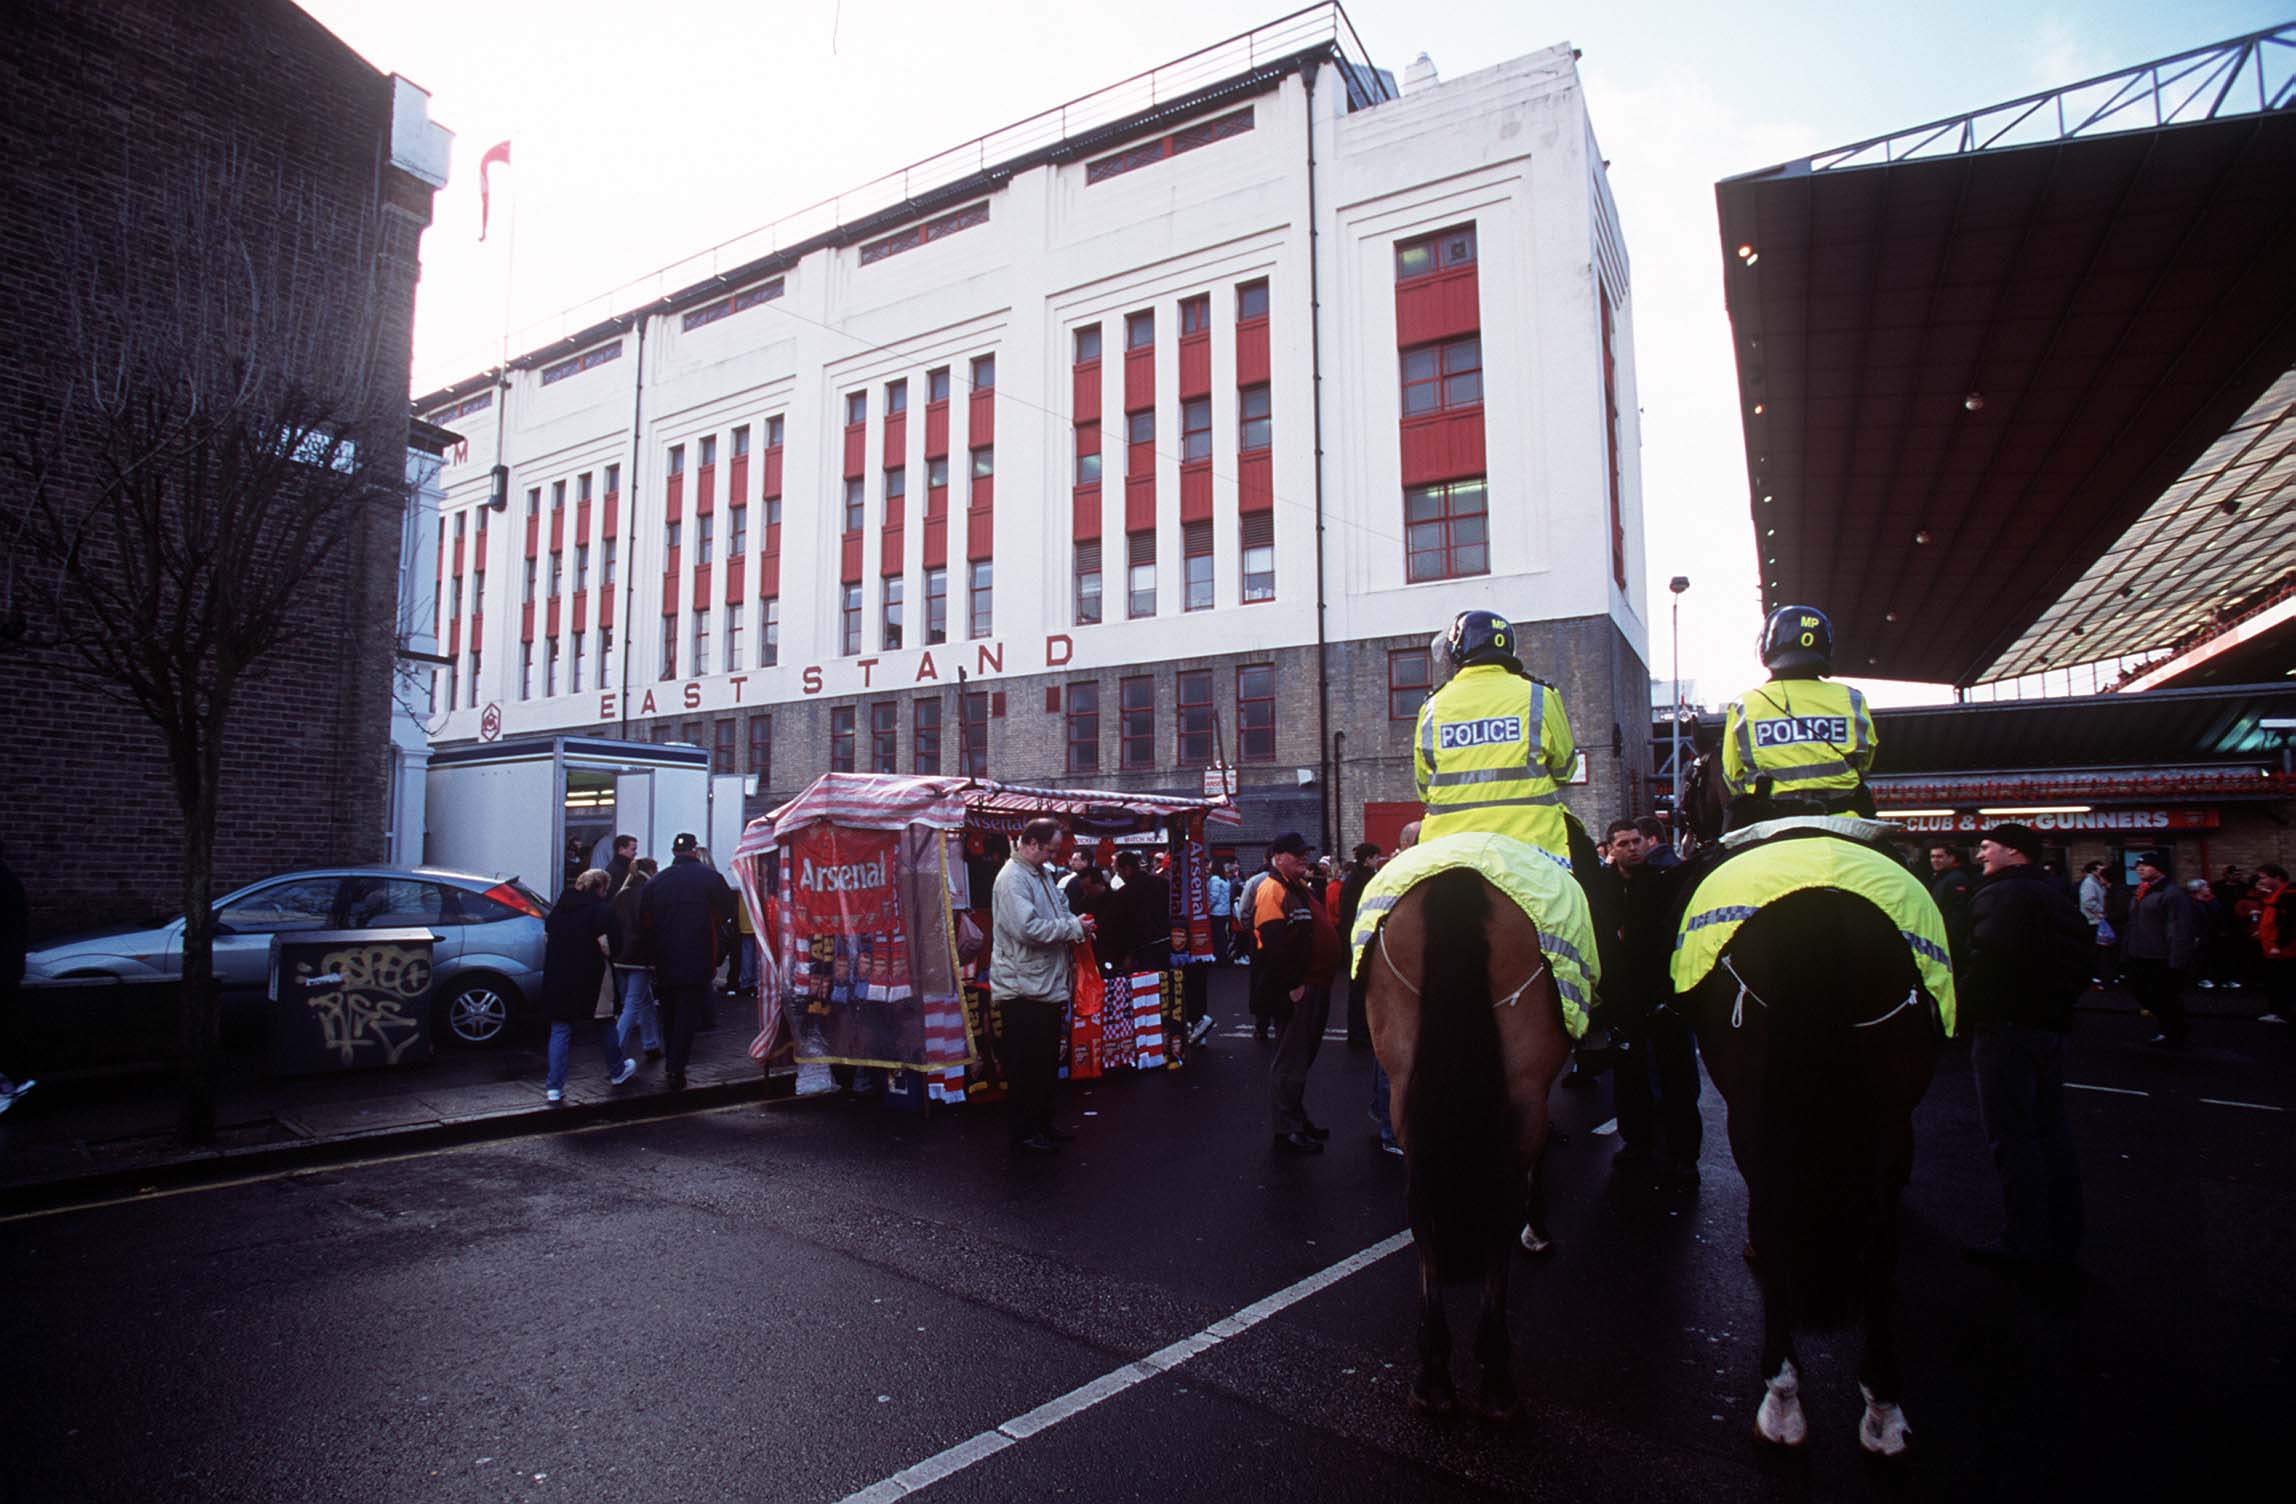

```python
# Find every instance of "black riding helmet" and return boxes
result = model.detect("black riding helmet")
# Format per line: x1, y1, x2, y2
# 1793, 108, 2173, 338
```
1758, 604, 1834, 676
1446, 608, 1523, 673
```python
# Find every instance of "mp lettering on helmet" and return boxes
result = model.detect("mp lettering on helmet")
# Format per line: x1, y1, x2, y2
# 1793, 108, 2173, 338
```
1438, 715, 1524, 751
1751, 715, 1851, 748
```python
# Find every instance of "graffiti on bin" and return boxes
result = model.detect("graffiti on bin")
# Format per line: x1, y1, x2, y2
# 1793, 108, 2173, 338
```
294, 944, 432, 1066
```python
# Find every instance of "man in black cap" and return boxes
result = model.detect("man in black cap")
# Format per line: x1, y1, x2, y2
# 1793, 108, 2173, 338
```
1251, 831, 1343, 1153
639, 831, 737, 1087
1962, 823, 2089, 1278
2121, 849, 2197, 1048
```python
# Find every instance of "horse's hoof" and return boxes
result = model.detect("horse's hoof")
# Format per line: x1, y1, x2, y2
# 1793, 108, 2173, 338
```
1473, 1385, 1522, 1424
1519, 1224, 1555, 1256
1408, 1374, 1457, 1415
1858, 1386, 1912, 1457
1754, 1362, 1807, 1447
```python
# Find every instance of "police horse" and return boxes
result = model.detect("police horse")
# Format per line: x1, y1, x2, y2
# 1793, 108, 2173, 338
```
1672, 746, 1950, 1455
1358, 823, 1602, 1421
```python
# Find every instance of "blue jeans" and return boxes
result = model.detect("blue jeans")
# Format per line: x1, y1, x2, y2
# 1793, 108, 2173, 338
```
1369, 1054, 1397, 1145
547, 1018, 623, 1091
614, 968, 661, 1053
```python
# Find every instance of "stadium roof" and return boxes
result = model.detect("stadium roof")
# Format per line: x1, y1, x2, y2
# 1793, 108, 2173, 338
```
1866, 680, 2296, 775
1715, 25, 2296, 687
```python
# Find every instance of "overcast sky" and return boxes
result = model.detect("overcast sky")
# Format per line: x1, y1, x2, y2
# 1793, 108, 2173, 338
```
300, 0, 2280, 709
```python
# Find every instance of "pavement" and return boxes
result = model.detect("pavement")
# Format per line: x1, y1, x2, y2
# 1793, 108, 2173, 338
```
3, 970, 2290, 1502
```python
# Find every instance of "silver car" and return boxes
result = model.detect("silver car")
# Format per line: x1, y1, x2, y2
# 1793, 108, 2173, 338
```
24, 865, 553, 1047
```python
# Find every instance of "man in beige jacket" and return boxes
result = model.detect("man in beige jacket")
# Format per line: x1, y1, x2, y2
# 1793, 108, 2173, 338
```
992, 817, 1097, 1153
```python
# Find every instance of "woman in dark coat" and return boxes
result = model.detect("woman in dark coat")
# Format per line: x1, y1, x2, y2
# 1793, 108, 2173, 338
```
543, 868, 635, 1103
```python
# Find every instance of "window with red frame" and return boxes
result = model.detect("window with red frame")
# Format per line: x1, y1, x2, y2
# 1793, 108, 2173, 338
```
1074, 325, 1102, 363
960, 691, 988, 777
713, 719, 736, 774
1074, 539, 1103, 625
1401, 336, 1482, 416
1180, 397, 1212, 463
1404, 478, 1489, 582
1075, 423, 1101, 486
1126, 310, 1154, 350
970, 355, 995, 393
1396, 224, 1477, 281
840, 583, 862, 655
914, 696, 942, 774
1388, 647, 1431, 719
886, 379, 907, 416
1239, 384, 1271, 451
924, 565, 947, 644
748, 713, 772, 779
1240, 510, 1275, 603
926, 367, 950, 404
1182, 520, 1213, 613
1237, 279, 1270, 321
829, 706, 856, 772
1180, 294, 1210, 336
842, 477, 864, 534
1175, 669, 1213, 768
869, 701, 898, 773
1119, 676, 1154, 770
1237, 664, 1275, 762
1066, 681, 1100, 773
845, 391, 866, 426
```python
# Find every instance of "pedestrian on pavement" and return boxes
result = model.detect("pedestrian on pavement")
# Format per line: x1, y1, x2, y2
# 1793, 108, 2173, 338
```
2186, 878, 2240, 990
1928, 844, 1977, 971
605, 834, 637, 894
1207, 862, 1232, 965
1602, 817, 1700, 1187
2122, 850, 2198, 1048
1065, 864, 1118, 972
609, 859, 662, 1062
1239, 857, 1276, 1038
2241, 864, 2295, 1024
1339, 842, 1380, 1048
542, 869, 637, 1103
993, 817, 1095, 1153
1961, 822, 2088, 1278
0, 845, 33, 1116
1366, 823, 1418, 1155
1115, 850, 1171, 975
640, 832, 737, 1089
2078, 861, 2115, 987
1255, 831, 1343, 1155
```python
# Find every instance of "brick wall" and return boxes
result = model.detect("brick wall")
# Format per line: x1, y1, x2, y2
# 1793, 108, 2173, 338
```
0, 0, 430, 937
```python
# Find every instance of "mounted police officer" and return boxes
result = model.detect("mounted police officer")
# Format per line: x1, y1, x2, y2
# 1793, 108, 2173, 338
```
1721, 605, 1877, 831
1415, 609, 1579, 871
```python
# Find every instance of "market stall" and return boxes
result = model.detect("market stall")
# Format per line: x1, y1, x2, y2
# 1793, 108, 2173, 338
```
731, 772, 1238, 1110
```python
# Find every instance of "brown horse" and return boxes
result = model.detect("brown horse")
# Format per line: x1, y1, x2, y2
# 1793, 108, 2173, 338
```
1676, 746, 1941, 1455
1364, 867, 1574, 1420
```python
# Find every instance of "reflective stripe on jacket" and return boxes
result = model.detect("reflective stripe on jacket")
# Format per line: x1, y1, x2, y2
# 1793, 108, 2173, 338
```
1413, 664, 1577, 865
1721, 676, 1875, 800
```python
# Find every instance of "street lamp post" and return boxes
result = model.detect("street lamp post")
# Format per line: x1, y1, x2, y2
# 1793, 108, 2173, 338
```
1668, 576, 1691, 824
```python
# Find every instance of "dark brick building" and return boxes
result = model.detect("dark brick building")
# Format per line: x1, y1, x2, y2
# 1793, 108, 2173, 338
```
0, 0, 449, 936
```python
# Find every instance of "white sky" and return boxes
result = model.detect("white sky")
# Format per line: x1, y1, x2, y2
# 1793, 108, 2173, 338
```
301, 0, 2281, 711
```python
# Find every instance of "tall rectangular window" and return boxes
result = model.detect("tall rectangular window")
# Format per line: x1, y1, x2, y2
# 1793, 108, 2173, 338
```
927, 367, 950, 404
1180, 294, 1211, 336
1074, 540, 1102, 625
526, 487, 541, 517
845, 391, 868, 426
914, 697, 942, 774
1182, 520, 1213, 612
971, 446, 993, 480
882, 576, 904, 651
748, 714, 772, 780
467, 651, 481, 707
1074, 325, 1102, 363
968, 561, 992, 639
697, 512, 714, 565
549, 551, 563, 596
570, 633, 584, 694
606, 463, 620, 494
1075, 423, 1101, 486
1401, 336, 1483, 416
1119, 676, 1154, 770
970, 354, 995, 393
668, 444, 685, 477
960, 691, 988, 777
1237, 279, 1270, 321
729, 505, 748, 556
523, 558, 536, 605
1180, 397, 1212, 463
1239, 384, 1271, 452
545, 636, 560, 695
886, 378, 908, 415
732, 424, 750, 460
1237, 664, 1275, 763
713, 718, 736, 774
885, 467, 906, 512
1241, 511, 1274, 603
841, 584, 862, 655
1066, 681, 1100, 774
1600, 282, 1629, 590
699, 435, 717, 469
830, 706, 856, 772
761, 597, 780, 667
520, 642, 533, 700
1388, 647, 1432, 720
725, 607, 743, 673
1176, 669, 1212, 767
599, 624, 613, 682
1405, 478, 1490, 582
692, 608, 710, 675
665, 518, 680, 552
869, 701, 898, 773
843, 478, 864, 534
927, 456, 949, 492
551, 480, 566, 512
924, 566, 947, 644
575, 543, 589, 591
1127, 531, 1155, 619
602, 539, 617, 586
766, 415, 784, 448
661, 620, 676, 680
1126, 310, 1154, 349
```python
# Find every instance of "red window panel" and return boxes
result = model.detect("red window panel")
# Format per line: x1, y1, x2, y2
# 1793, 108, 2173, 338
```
723, 556, 745, 603
573, 498, 591, 545
1124, 475, 1155, 533
755, 555, 779, 599
1388, 647, 1432, 720
524, 513, 539, 559
1119, 676, 1155, 770
548, 509, 565, 553
843, 423, 866, 479
547, 596, 562, 636
1178, 293, 1211, 397
1073, 486, 1103, 542
763, 446, 784, 502
883, 467, 907, 532
1124, 336, 1154, 410
1180, 464, 1213, 524
840, 534, 864, 583
1396, 269, 1481, 347
882, 410, 906, 471
450, 533, 464, 576
1237, 664, 1275, 762
660, 573, 678, 616
696, 450, 715, 514
924, 400, 949, 457
1404, 477, 1490, 583
447, 619, 460, 656
1400, 412, 1488, 489
521, 602, 535, 643
966, 506, 994, 562
690, 564, 712, 613
1072, 361, 1100, 422
598, 585, 615, 625
922, 515, 948, 570
967, 357, 995, 445
603, 490, 620, 538
665, 454, 683, 522
571, 590, 587, 633
1238, 452, 1274, 514
1236, 324, 1269, 387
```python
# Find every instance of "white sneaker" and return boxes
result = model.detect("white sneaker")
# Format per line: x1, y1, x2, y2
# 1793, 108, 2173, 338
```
611, 1058, 639, 1086
1187, 1016, 1215, 1045
545, 1088, 564, 1104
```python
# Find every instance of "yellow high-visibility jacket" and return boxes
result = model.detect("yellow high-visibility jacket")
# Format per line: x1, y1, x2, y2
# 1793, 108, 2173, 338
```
1721, 676, 1876, 803
1414, 664, 1577, 868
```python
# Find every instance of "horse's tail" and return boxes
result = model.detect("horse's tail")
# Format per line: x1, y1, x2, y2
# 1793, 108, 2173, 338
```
1404, 869, 1519, 1285
1742, 888, 1919, 1330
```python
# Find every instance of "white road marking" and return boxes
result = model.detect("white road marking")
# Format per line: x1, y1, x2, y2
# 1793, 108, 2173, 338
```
2199, 1097, 2287, 1113
2066, 1082, 2148, 1096
837, 1228, 1414, 1503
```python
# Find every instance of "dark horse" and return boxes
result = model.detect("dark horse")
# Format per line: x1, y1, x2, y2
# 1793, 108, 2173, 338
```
1364, 862, 1576, 1420
1676, 747, 1941, 1455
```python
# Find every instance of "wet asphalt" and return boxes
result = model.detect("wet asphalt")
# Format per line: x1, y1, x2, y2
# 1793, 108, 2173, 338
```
3, 971, 2289, 1503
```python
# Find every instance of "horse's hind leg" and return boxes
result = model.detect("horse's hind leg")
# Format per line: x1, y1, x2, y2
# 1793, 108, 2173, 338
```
1409, 1244, 1457, 1414
1856, 1200, 1913, 1456
1752, 1252, 1807, 1447
1471, 1247, 1520, 1422
1519, 1150, 1554, 1255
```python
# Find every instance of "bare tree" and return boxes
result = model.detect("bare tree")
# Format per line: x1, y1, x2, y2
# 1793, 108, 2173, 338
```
2, 147, 411, 1142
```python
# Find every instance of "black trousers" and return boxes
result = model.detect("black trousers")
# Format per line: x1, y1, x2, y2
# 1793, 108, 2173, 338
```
2126, 958, 2188, 1044
1970, 1024, 2083, 1264
656, 981, 711, 1076
999, 994, 1063, 1142
1614, 1004, 1703, 1164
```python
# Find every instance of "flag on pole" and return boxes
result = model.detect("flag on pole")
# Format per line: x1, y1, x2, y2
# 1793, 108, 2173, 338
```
478, 140, 512, 242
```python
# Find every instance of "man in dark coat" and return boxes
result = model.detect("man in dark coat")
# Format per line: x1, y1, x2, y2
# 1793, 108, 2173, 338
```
640, 832, 737, 1088
541, 869, 635, 1103
604, 834, 638, 894
1116, 850, 1171, 975
2121, 849, 2198, 1048
1254, 832, 1343, 1154
1602, 819, 1699, 1185
1962, 823, 2089, 1276
1928, 843, 1978, 970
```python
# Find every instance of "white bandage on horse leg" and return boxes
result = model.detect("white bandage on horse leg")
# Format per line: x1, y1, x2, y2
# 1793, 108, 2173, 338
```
1755, 1359, 1807, 1446
1858, 1384, 1911, 1456
1518, 1223, 1553, 1255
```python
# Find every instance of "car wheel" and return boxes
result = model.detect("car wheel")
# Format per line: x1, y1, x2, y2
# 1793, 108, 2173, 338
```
440, 974, 515, 1046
